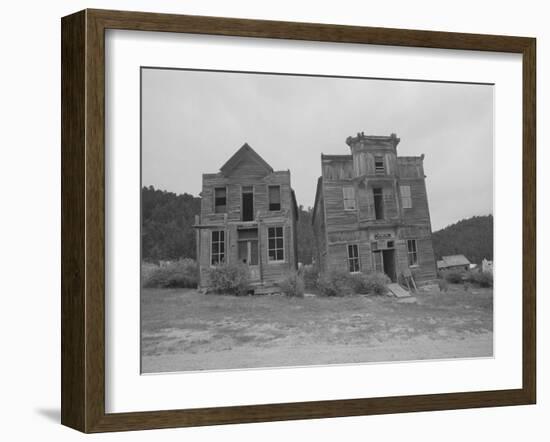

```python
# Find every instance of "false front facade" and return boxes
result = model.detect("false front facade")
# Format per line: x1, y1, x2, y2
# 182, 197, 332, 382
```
312, 133, 437, 285
195, 143, 298, 292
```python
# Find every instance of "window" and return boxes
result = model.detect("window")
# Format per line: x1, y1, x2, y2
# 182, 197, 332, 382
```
400, 185, 412, 209
211, 231, 225, 265
268, 226, 284, 262
375, 155, 385, 175
214, 187, 227, 213
407, 239, 418, 266
242, 186, 254, 221
343, 186, 356, 210
373, 188, 384, 220
268, 185, 281, 211
347, 244, 360, 273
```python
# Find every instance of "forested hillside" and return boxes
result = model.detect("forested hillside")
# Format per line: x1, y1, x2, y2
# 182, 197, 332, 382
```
141, 186, 315, 264
432, 215, 493, 264
142, 186, 201, 262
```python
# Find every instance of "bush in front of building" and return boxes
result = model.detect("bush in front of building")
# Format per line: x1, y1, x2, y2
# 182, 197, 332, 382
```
208, 263, 251, 296
442, 270, 464, 284
302, 264, 320, 291
465, 270, 493, 288
317, 270, 355, 297
350, 272, 391, 296
278, 271, 305, 297
142, 258, 199, 288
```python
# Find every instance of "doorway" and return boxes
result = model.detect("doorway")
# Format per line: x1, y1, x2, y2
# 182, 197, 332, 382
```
242, 186, 254, 221
238, 228, 260, 281
372, 248, 397, 282
382, 249, 396, 282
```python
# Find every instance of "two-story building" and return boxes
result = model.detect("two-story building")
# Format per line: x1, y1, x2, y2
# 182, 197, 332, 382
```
312, 132, 437, 285
195, 143, 299, 292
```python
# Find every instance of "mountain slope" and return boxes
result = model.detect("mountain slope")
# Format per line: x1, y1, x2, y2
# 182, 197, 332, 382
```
432, 215, 493, 264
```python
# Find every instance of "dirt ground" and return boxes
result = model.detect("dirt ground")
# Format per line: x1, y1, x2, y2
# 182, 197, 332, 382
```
141, 285, 493, 373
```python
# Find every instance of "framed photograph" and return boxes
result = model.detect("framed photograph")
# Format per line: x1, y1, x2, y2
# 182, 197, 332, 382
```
61, 9, 536, 433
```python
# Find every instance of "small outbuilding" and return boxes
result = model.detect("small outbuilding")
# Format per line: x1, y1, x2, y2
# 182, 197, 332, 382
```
437, 254, 471, 272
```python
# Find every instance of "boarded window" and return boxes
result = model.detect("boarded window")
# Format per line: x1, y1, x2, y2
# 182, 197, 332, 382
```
375, 156, 385, 175
268, 185, 281, 211
407, 239, 418, 266
267, 226, 284, 262
347, 244, 360, 273
400, 185, 412, 209
214, 187, 227, 213
343, 186, 356, 210
373, 188, 384, 220
211, 230, 225, 265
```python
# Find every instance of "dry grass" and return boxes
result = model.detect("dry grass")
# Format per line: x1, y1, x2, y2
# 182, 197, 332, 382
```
141, 284, 493, 372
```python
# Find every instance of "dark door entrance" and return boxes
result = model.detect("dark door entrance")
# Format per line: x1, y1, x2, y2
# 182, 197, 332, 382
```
242, 186, 254, 221
382, 249, 396, 282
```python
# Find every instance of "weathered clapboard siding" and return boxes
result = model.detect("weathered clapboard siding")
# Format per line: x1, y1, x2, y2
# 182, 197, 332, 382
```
312, 178, 328, 272
410, 239, 437, 281
312, 133, 437, 285
323, 180, 358, 232
399, 178, 431, 223
196, 144, 298, 290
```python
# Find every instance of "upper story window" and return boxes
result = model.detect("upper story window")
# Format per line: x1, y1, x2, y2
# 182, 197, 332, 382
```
241, 186, 254, 221
343, 186, 356, 210
214, 187, 227, 213
373, 187, 384, 220
374, 155, 385, 175
268, 185, 281, 211
400, 185, 412, 209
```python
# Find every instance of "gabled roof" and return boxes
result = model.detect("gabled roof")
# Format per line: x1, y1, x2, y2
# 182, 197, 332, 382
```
219, 143, 274, 176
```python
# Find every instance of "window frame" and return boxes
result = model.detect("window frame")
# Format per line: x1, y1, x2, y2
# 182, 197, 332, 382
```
342, 186, 357, 211
210, 230, 226, 266
347, 244, 360, 273
268, 185, 282, 211
407, 239, 418, 267
374, 155, 385, 175
400, 185, 412, 209
267, 226, 285, 263
214, 186, 227, 213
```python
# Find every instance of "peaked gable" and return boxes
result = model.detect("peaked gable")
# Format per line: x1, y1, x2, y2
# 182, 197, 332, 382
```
220, 143, 274, 177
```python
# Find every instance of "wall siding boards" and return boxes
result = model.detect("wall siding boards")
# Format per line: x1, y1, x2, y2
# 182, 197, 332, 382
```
196, 146, 298, 290
312, 135, 437, 285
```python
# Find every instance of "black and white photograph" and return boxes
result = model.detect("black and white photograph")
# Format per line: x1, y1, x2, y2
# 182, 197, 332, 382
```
140, 68, 494, 374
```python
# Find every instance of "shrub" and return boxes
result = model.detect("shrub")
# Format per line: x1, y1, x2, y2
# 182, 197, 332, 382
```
302, 265, 319, 290
317, 270, 355, 297
443, 270, 464, 284
278, 271, 305, 297
208, 263, 251, 296
350, 272, 391, 296
142, 258, 199, 288
470, 271, 493, 288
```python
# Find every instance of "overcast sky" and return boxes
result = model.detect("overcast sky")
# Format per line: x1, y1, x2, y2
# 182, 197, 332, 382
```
142, 68, 493, 231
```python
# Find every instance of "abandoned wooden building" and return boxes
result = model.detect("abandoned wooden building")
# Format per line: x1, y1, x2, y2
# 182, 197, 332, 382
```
312, 132, 437, 285
195, 143, 299, 293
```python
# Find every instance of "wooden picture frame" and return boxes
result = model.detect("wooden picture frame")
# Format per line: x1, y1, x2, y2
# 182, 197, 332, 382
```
61, 9, 536, 433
